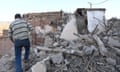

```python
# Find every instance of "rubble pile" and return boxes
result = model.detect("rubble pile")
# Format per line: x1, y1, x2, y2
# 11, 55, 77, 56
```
32, 18, 120, 72
0, 18, 120, 72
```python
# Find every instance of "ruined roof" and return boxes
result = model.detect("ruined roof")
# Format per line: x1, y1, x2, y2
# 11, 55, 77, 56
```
76, 8, 106, 11
24, 11, 63, 17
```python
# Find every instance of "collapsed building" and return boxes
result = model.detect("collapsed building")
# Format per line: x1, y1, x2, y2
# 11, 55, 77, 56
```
23, 11, 70, 46
0, 8, 120, 72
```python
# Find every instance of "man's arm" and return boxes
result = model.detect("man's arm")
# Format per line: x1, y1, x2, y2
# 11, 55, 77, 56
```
8, 25, 14, 42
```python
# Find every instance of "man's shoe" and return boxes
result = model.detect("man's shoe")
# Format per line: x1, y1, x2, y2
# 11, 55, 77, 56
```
22, 59, 30, 71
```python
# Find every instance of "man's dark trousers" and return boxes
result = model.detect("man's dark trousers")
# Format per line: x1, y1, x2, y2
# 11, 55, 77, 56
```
14, 38, 30, 72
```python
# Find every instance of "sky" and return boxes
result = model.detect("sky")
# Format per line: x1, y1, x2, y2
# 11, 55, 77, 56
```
0, 0, 119, 21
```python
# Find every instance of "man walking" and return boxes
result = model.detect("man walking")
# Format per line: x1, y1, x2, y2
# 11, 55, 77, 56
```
8, 13, 33, 72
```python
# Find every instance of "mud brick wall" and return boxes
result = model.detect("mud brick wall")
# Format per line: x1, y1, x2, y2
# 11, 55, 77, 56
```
23, 11, 64, 45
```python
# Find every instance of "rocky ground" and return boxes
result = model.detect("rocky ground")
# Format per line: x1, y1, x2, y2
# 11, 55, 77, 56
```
0, 18, 120, 72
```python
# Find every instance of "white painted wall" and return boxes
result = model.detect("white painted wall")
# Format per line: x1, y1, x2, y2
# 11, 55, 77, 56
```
60, 15, 78, 40
87, 10, 105, 34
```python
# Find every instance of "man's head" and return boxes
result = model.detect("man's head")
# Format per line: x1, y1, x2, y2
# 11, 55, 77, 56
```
15, 13, 22, 19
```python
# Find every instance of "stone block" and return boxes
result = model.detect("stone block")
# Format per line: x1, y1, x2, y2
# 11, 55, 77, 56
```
31, 62, 47, 72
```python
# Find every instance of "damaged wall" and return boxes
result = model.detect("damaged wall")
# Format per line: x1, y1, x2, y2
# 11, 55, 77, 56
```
0, 30, 13, 56
74, 8, 106, 35
60, 15, 78, 40
0, 37, 13, 56
23, 11, 64, 27
23, 11, 68, 46
87, 8, 106, 34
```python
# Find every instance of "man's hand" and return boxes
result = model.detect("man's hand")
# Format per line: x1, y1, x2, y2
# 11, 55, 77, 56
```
10, 38, 14, 43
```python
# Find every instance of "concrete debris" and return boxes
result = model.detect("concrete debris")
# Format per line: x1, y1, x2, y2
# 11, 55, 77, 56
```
50, 53, 64, 64
93, 35, 108, 56
0, 18, 120, 72
116, 65, 120, 71
0, 55, 15, 72
44, 35, 54, 47
32, 56, 51, 72
108, 37, 120, 48
32, 61, 47, 72
83, 46, 97, 56
106, 58, 116, 65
